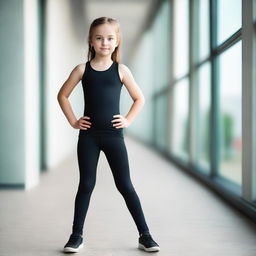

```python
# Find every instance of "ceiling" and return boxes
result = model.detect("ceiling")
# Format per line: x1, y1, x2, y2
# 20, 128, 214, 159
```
72, 0, 158, 63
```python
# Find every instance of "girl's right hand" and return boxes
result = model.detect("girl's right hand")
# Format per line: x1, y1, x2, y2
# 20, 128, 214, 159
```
72, 116, 92, 130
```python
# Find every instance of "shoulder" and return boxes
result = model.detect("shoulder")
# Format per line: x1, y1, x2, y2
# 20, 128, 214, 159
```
118, 63, 131, 74
117, 63, 133, 83
72, 63, 86, 80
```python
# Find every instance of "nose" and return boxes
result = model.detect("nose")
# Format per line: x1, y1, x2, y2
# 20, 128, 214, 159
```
102, 38, 108, 45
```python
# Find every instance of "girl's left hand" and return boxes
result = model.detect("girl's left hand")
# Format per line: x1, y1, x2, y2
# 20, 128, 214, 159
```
111, 114, 130, 129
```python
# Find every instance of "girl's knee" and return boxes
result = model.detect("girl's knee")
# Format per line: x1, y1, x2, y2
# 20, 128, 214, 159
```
78, 181, 95, 194
116, 182, 135, 195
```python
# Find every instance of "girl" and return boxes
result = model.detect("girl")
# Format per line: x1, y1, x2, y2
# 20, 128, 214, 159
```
57, 17, 160, 253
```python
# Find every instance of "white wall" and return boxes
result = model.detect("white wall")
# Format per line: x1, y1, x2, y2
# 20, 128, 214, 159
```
46, 0, 87, 169
24, 0, 40, 189
0, 0, 41, 189
0, 0, 25, 186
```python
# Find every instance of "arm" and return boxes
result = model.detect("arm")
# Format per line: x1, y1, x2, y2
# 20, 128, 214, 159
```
57, 64, 91, 129
112, 64, 145, 129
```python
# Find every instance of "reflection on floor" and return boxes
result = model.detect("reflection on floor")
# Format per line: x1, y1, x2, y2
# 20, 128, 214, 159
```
0, 135, 256, 256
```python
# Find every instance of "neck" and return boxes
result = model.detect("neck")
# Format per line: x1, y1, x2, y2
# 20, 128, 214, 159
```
92, 55, 113, 64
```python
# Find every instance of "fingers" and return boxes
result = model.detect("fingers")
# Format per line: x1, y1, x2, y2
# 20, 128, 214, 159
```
114, 125, 123, 129
80, 116, 91, 123
79, 116, 92, 130
111, 114, 122, 123
111, 115, 123, 129
113, 114, 121, 118
111, 118, 121, 123
78, 115, 125, 130
112, 119, 123, 128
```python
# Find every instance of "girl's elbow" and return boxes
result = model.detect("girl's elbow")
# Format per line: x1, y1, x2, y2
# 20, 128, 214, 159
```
133, 96, 145, 105
57, 92, 62, 101
57, 92, 67, 102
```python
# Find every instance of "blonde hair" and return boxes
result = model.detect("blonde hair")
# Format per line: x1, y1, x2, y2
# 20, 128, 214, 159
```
87, 17, 122, 63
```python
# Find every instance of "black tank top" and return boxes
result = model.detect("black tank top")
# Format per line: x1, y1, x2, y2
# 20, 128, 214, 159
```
78, 60, 124, 137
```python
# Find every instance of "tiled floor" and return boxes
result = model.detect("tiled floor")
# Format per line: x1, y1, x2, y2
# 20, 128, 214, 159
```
0, 135, 256, 256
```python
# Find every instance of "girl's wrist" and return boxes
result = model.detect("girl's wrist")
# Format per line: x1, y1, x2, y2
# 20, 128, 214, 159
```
125, 116, 132, 125
70, 120, 78, 128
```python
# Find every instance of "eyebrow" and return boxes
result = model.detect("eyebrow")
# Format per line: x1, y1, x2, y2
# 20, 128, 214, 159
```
95, 35, 115, 36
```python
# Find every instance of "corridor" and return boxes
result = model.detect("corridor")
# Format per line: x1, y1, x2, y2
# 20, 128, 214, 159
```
0, 135, 255, 256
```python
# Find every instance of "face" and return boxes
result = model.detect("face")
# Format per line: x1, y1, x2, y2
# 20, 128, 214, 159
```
90, 24, 118, 56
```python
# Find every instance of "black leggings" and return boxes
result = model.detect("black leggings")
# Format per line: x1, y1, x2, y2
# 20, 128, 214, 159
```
71, 134, 150, 236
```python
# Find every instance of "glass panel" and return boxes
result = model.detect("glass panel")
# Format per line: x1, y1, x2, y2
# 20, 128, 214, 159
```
126, 31, 155, 142
171, 78, 189, 160
217, 0, 241, 45
218, 41, 242, 185
173, 0, 189, 79
155, 94, 168, 151
198, 0, 210, 60
153, 0, 171, 91
195, 62, 211, 172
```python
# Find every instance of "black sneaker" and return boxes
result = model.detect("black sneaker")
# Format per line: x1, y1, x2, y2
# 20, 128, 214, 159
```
63, 233, 84, 253
138, 233, 160, 252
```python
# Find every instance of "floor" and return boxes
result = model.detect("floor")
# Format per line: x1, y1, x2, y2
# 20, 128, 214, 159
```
0, 135, 256, 256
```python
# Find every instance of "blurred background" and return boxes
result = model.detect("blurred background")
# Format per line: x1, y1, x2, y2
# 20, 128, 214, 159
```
0, 0, 256, 255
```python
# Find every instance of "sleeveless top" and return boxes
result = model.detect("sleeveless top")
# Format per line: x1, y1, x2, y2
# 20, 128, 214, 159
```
78, 60, 124, 137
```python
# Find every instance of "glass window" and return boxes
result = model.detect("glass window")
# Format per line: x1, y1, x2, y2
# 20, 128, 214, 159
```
152, 0, 171, 91
217, 0, 241, 45
155, 94, 168, 151
173, 0, 189, 79
171, 78, 189, 160
198, 0, 210, 61
195, 62, 211, 172
218, 41, 242, 185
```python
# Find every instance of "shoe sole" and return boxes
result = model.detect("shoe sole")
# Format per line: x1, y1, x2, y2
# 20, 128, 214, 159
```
138, 243, 160, 252
63, 243, 84, 253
